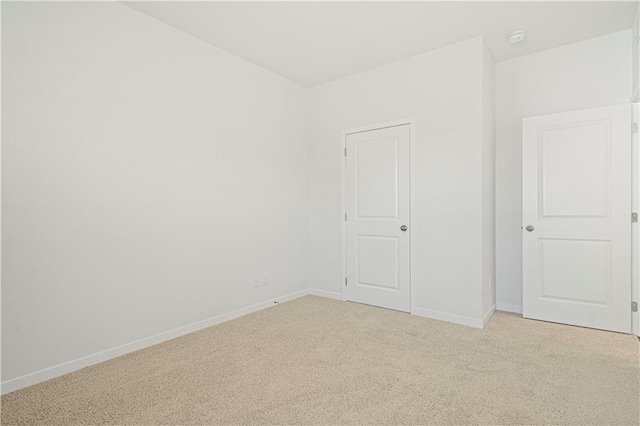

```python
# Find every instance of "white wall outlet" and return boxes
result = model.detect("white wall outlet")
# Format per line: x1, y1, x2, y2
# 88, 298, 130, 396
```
261, 273, 270, 286
252, 275, 261, 288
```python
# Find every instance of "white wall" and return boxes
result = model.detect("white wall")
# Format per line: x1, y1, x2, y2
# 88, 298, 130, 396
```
2, 2, 309, 386
495, 30, 632, 312
482, 44, 496, 317
309, 37, 494, 326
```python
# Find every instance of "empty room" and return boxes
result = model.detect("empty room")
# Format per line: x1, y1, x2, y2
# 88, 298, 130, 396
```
1, 0, 639, 424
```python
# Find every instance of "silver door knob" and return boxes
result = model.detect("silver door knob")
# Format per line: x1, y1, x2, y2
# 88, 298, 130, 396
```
525, 225, 534, 232
400, 225, 408, 232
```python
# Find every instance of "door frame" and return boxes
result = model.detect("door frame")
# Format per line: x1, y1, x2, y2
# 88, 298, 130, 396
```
340, 117, 417, 313
633, 103, 639, 336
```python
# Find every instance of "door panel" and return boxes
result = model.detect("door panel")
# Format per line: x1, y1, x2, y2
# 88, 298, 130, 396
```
345, 124, 410, 312
523, 105, 631, 333
356, 138, 399, 219
539, 238, 610, 304
357, 235, 399, 290
540, 122, 608, 217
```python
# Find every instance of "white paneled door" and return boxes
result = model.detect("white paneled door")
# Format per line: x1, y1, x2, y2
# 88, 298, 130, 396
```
523, 105, 632, 333
345, 124, 410, 312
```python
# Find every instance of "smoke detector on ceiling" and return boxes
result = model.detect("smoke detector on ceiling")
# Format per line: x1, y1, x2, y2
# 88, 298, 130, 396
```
508, 31, 526, 44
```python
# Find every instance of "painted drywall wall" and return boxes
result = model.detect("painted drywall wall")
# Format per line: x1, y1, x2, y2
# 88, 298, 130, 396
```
309, 37, 494, 325
2, 1, 309, 386
495, 30, 632, 312
482, 44, 496, 318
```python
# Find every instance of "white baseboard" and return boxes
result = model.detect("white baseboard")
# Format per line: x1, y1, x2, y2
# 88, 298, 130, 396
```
311, 291, 496, 329
1, 289, 310, 395
412, 307, 486, 329
496, 302, 523, 314
309, 288, 343, 300
482, 304, 496, 327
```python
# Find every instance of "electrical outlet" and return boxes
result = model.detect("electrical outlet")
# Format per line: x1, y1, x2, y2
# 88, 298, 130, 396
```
262, 273, 270, 286
252, 275, 261, 288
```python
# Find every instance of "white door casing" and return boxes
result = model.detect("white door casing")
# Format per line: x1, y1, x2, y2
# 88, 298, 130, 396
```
633, 103, 639, 337
523, 104, 632, 333
344, 124, 411, 312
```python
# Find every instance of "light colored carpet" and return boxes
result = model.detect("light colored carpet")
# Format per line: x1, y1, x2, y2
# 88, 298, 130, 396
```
2, 295, 639, 425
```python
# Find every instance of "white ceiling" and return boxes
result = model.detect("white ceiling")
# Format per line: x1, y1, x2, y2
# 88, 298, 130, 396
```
124, 1, 636, 87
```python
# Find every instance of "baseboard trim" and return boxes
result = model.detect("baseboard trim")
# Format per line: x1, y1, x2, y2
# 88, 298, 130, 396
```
482, 303, 496, 327
1, 288, 310, 395
412, 307, 486, 329
309, 288, 343, 300
310, 292, 494, 329
496, 302, 523, 314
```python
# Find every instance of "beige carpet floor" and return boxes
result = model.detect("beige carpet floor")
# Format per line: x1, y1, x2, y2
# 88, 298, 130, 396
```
2, 295, 639, 425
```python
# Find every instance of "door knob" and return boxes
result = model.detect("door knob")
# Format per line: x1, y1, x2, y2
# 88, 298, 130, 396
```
400, 225, 408, 232
525, 225, 534, 232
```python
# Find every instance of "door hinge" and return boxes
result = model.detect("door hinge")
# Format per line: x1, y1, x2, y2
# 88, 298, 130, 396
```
345, 213, 347, 221
344, 147, 347, 157
345, 277, 348, 287
632, 301, 638, 312
633, 212, 638, 223
634, 122, 639, 134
